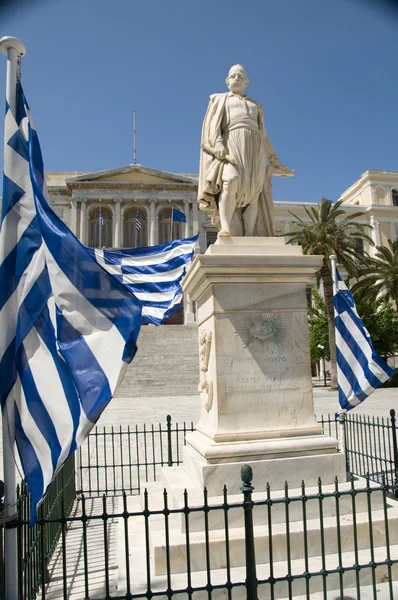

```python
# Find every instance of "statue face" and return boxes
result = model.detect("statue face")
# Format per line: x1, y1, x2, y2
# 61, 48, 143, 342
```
226, 69, 248, 95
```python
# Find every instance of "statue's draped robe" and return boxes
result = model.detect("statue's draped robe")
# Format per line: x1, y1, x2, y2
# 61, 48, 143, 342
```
198, 92, 276, 236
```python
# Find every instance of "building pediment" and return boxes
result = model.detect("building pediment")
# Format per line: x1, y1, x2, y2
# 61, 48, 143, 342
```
65, 164, 198, 187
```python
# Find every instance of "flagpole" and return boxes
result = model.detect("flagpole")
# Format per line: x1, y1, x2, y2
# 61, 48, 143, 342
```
133, 111, 137, 165
329, 254, 346, 456
329, 254, 337, 285
170, 209, 173, 243
0, 35, 26, 600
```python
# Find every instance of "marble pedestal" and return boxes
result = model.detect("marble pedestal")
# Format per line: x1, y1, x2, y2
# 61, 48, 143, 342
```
180, 237, 345, 493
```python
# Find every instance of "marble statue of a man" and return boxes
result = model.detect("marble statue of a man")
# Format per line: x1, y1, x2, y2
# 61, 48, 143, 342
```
198, 65, 292, 237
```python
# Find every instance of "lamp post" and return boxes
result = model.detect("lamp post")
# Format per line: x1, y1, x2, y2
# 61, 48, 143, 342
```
317, 344, 327, 387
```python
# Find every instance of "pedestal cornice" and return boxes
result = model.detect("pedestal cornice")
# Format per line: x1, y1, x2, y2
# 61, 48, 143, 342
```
183, 239, 323, 302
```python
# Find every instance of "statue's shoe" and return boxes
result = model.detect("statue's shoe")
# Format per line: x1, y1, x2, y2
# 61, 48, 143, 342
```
218, 229, 231, 237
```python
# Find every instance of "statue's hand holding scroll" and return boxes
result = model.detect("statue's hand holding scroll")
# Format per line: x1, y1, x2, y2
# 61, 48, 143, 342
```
213, 141, 227, 160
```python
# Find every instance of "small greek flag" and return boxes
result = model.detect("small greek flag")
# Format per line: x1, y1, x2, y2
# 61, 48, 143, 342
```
0, 83, 142, 523
136, 209, 141, 231
99, 210, 104, 226
90, 235, 198, 325
172, 208, 186, 224
333, 266, 394, 412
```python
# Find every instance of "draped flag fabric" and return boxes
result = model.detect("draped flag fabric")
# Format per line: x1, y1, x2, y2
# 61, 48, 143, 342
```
89, 235, 198, 325
0, 83, 142, 523
333, 266, 394, 412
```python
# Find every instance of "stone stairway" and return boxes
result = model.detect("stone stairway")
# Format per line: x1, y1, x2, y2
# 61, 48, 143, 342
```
116, 325, 199, 397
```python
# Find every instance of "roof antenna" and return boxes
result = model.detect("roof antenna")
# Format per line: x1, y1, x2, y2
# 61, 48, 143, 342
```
133, 111, 137, 164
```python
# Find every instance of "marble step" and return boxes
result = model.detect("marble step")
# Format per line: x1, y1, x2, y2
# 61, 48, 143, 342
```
151, 506, 398, 575
117, 542, 398, 600
144, 470, 385, 533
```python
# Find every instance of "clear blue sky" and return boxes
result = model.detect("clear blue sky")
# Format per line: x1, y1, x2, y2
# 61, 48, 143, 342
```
1, 0, 398, 202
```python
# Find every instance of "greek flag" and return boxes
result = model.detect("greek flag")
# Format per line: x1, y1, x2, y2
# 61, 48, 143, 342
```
0, 83, 142, 522
333, 266, 394, 412
90, 235, 198, 325
135, 210, 141, 231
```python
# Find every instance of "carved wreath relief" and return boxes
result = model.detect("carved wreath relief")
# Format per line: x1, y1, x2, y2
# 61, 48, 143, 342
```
198, 329, 213, 411
236, 314, 287, 350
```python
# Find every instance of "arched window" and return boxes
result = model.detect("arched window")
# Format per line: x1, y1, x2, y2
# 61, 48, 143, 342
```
392, 190, 398, 207
89, 207, 113, 248
158, 207, 183, 245
123, 206, 147, 248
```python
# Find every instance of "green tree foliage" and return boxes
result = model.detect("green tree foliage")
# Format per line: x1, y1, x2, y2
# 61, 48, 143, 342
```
352, 239, 398, 308
308, 291, 330, 365
352, 289, 398, 361
286, 198, 373, 389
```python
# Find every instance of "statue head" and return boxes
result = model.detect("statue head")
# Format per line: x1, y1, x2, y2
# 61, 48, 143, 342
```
226, 65, 249, 95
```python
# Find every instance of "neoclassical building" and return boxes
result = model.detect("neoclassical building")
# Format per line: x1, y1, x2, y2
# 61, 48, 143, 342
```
45, 165, 202, 251
44, 165, 398, 259
2, 164, 398, 322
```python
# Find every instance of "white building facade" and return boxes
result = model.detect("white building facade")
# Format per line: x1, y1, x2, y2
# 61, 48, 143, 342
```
2, 164, 398, 323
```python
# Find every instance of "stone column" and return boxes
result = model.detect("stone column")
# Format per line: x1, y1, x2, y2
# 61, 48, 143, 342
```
69, 199, 78, 235
285, 220, 291, 234
149, 201, 157, 245
184, 200, 191, 238
79, 198, 87, 244
370, 185, 376, 205
113, 198, 122, 248
192, 200, 200, 251
370, 215, 380, 256
390, 221, 396, 241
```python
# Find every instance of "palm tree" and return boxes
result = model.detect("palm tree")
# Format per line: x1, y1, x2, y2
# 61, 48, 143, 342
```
286, 197, 373, 389
351, 239, 398, 308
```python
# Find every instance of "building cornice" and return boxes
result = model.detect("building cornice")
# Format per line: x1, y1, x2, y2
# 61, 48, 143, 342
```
66, 182, 198, 191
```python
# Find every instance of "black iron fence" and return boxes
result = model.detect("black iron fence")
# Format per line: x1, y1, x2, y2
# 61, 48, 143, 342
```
14, 468, 398, 599
76, 416, 195, 497
1, 453, 75, 600
2, 409, 398, 599
76, 411, 398, 498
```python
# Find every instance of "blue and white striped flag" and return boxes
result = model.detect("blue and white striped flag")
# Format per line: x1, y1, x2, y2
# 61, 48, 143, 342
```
333, 266, 394, 412
89, 235, 198, 325
136, 209, 141, 231
0, 83, 142, 523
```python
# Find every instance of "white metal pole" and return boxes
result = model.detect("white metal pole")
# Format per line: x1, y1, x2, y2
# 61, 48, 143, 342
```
0, 35, 27, 600
329, 253, 347, 459
329, 254, 337, 285
133, 111, 137, 164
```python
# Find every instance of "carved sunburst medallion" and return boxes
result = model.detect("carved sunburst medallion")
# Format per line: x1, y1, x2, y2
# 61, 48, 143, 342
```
237, 315, 287, 350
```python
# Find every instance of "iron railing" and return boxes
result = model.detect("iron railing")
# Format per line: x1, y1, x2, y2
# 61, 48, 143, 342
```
11, 453, 76, 600
76, 416, 195, 496
76, 411, 398, 497
18, 468, 398, 599
3, 409, 398, 599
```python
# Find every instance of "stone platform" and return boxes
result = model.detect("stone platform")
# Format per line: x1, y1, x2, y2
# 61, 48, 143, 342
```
116, 236, 398, 598
180, 237, 345, 491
